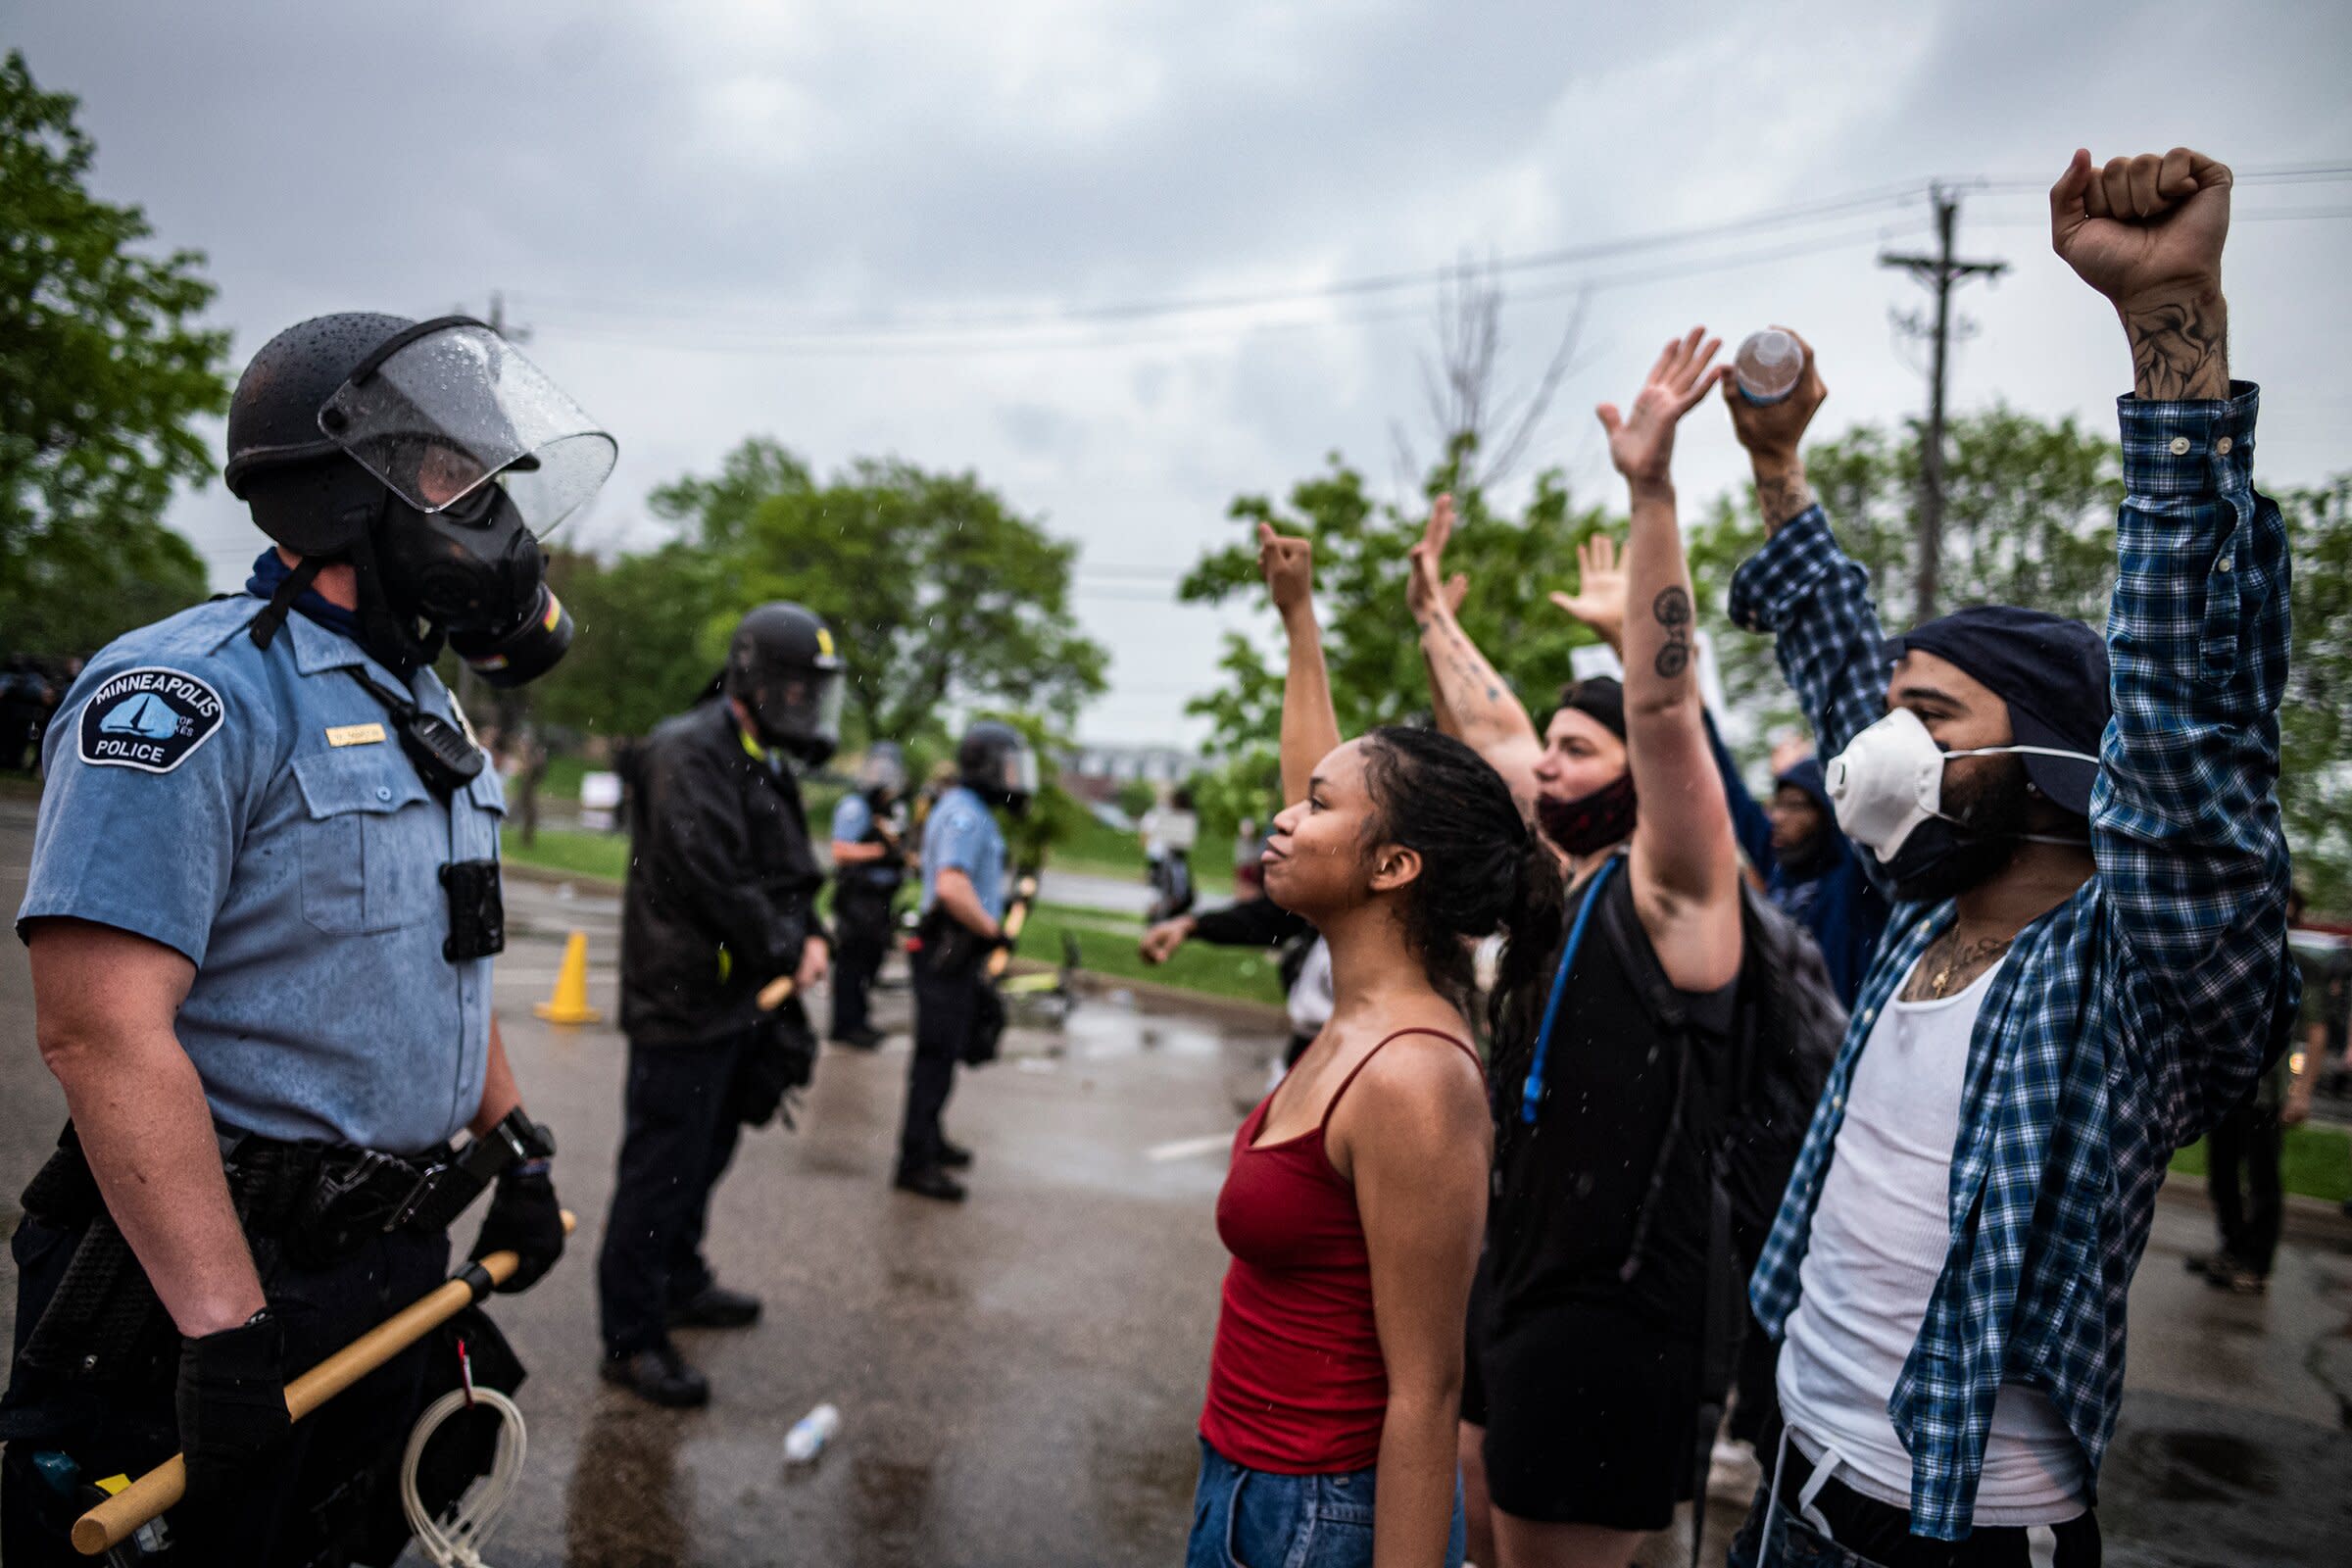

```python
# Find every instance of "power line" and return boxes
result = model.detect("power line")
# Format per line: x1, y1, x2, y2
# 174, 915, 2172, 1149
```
520, 178, 1930, 339
513, 161, 2348, 351
534, 217, 1928, 360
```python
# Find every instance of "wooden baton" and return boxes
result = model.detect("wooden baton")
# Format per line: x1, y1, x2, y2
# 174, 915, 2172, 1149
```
72, 1211, 577, 1556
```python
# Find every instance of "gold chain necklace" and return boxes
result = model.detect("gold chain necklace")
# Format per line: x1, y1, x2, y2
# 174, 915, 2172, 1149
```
1927, 932, 2013, 998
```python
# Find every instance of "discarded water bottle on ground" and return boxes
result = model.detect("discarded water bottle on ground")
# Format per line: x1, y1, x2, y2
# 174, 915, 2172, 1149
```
1734, 329, 1803, 405
785, 1402, 841, 1464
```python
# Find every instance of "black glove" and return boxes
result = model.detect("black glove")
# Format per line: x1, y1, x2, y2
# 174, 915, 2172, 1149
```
469, 1163, 564, 1294
175, 1311, 291, 1501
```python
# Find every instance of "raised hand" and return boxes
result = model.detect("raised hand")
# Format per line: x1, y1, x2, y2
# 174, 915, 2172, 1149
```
1548, 532, 1628, 653
1257, 521, 1315, 622
1598, 327, 1724, 490
2050, 147, 2231, 399
1405, 493, 1471, 627
1720, 326, 1827, 467
2051, 147, 2230, 314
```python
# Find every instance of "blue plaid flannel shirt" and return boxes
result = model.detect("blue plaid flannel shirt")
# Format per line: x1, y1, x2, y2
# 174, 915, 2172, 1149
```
1727, 384, 2295, 1540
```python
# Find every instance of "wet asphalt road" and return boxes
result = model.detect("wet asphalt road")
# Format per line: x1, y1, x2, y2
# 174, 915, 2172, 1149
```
2, 796, 2350, 1565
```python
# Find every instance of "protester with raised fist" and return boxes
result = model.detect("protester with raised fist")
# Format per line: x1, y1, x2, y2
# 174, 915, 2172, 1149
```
1722, 148, 2293, 1566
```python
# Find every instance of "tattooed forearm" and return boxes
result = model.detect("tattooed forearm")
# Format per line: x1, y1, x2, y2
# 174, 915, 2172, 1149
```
1650, 586, 1692, 680
2123, 294, 2229, 402
1420, 615, 1526, 737
1751, 460, 1814, 533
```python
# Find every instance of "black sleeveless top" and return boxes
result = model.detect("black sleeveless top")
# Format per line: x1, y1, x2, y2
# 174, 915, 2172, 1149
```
1486, 864, 1737, 1338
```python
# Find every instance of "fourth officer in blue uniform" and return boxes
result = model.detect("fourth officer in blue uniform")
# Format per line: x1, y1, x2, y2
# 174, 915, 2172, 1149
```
894, 721, 1038, 1201
1, 314, 609, 1566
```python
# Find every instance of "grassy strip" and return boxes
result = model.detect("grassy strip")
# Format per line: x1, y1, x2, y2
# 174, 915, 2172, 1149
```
1019, 902, 1285, 1006
2169, 1121, 2352, 1204
501, 828, 1284, 1007
502, 825, 628, 883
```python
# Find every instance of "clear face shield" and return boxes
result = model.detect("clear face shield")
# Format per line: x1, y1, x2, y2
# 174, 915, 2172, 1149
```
752, 669, 845, 763
859, 743, 908, 798
1000, 745, 1040, 800
318, 319, 616, 534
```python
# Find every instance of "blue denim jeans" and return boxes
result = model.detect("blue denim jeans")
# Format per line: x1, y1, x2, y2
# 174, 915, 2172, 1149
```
1186, 1438, 1467, 1568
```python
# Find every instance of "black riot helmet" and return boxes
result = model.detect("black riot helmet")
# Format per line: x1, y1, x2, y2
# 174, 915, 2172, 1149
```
222, 312, 614, 683
957, 720, 1040, 816
723, 603, 846, 763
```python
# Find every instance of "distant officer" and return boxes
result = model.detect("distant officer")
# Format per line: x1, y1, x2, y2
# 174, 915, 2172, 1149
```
2, 314, 598, 1565
894, 720, 1036, 1201
828, 741, 910, 1050
600, 603, 839, 1407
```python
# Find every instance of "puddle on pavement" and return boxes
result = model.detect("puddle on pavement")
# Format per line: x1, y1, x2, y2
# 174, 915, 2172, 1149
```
2121, 1428, 2281, 1503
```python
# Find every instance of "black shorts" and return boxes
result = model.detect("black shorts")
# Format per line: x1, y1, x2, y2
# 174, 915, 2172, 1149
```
1472, 1298, 1703, 1531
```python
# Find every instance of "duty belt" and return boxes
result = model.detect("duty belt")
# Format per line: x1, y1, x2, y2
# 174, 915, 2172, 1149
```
11, 1122, 517, 1390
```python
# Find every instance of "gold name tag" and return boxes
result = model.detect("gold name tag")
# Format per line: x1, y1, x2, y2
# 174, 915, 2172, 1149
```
325, 722, 387, 748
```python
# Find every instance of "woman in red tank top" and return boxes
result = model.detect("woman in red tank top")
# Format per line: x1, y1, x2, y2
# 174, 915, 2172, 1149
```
1188, 524, 1564, 1568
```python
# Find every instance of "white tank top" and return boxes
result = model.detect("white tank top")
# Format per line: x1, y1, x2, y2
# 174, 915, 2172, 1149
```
1777, 952, 2087, 1527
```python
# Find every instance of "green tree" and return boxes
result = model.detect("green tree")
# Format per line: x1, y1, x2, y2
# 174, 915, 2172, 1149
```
0, 50, 226, 655
713, 449, 1110, 740
647, 436, 812, 553
1689, 405, 2125, 745
2277, 477, 2352, 909
1179, 444, 1623, 775
528, 543, 734, 739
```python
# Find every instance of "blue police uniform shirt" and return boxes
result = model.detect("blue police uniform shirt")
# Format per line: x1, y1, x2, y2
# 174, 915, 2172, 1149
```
16, 597, 504, 1153
919, 785, 1005, 921
829, 792, 894, 889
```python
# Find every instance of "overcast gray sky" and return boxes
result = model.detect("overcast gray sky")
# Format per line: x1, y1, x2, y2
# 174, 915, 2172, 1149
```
18, 0, 2352, 747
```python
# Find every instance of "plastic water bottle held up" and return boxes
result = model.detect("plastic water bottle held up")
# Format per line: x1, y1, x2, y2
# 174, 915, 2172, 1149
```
1733, 329, 1803, 406
784, 1402, 842, 1464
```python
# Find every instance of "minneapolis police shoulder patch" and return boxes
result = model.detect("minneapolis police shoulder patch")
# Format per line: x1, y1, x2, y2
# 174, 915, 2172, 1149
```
78, 666, 226, 774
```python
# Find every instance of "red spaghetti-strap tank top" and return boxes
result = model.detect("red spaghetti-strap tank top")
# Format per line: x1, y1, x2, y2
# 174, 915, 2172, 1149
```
1199, 1027, 1480, 1474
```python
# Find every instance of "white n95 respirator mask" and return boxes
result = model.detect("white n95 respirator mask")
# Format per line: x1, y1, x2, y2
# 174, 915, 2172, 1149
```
1825, 707, 2098, 863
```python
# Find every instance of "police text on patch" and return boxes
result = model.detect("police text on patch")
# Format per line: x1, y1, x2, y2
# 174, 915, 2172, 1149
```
77, 666, 226, 774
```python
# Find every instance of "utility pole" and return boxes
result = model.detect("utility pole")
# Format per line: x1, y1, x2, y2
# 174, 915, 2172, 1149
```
1881, 186, 2005, 618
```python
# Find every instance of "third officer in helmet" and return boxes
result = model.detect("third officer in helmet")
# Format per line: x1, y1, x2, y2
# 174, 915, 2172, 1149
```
827, 740, 911, 1050
893, 720, 1037, 1201
5, 313, 596, 1564
598, 603, 840, 1406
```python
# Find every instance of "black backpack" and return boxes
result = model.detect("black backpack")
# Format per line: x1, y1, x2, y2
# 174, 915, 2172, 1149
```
1597, 876, 1847, 1564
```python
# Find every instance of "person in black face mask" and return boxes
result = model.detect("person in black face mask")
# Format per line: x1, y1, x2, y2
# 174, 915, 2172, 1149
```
1405, 332, 1750, 1567
598, 603, 842, 1407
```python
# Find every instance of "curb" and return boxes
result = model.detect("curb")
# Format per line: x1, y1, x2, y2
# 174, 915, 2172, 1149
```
501, 858, 623, 896
2157, 1167, 2352, 1246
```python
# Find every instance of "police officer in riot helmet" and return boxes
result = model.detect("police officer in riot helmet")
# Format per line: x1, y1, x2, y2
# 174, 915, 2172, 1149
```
829, 740, 912, 1050
894, 719, 1037, 1201
599, 602, 840, 1407
3, 314, 601, 1565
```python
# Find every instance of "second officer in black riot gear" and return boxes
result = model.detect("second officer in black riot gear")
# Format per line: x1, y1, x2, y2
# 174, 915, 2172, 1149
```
598, 602, 840, 1407
827, 741, 911, 1049
893, 720, 1036, 1202
3, 312, 598, 1566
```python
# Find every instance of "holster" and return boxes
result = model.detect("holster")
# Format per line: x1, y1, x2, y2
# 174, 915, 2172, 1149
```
729, 999, 819, 1128
15, 1126, 176, 1392
11, 1122, 500, 1392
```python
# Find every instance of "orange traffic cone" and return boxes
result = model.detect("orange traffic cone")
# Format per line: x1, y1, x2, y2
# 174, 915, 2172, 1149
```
533, 930, 603, 1024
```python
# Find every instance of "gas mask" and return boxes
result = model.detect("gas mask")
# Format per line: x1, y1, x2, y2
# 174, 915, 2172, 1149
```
318, 318, 612, 681
1826, 708, 2095, 899
364, 480, 574, 686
